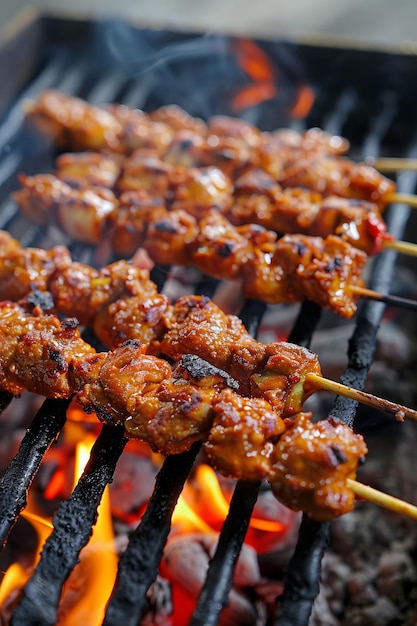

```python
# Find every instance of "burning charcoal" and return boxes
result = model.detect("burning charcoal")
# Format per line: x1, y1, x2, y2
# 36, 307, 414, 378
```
376, 549, 417, 603
347, 569, 378, 606
160, 532, 264, 625
109, 443, 159, 525
342, 597, 403, 626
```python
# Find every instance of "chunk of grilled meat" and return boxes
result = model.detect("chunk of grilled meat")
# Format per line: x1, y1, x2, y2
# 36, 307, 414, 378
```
279, 156, 395, 206
24, 89, 125, 152
241, 233, 366, 319
159, 295, 321, 416
0, 235, 71, 302
49, 258, 159, 322
55, 152, 123, 189
232, 169, 391, 254
204, 388, 285, 481
158, 294, 266, 392
0, 300, 95, 397
149, 104, 207, 135
110, 190, 166, 257
268, 412, 368, 522
13, 173, 118, 244
72, 342, 239, 455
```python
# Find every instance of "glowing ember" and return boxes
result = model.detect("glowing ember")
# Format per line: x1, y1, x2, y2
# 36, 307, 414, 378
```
233, 83, 278, 112
232, 38, 277, 111
231, 37, 315, 118
291, 84, 316, 119
233, 39, 276, 82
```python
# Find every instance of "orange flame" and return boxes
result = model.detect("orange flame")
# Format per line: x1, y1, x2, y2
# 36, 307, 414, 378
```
55, 436, 118, 626
232, 39, 277, 111
0, 429, 119, 626
174, 464, 287, 549
0, 506, 52, 609
232, 37, 315, 119
291, 84, 316, 119
234, 39, 276, 82
233, 83, 278, 112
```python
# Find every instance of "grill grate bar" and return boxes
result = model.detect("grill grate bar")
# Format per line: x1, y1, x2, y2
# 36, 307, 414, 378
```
0, 398, 70, 549
273, 517, 331, 626
119, 76, 159, 109
11, 423, 127, 626
103, 442, 201, 626
319, 87, 358, 137
189, 480, 261, 626
86, 71, 131, 106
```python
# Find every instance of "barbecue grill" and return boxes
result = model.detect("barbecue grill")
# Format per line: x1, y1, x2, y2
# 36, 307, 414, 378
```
0, 10, 416, 626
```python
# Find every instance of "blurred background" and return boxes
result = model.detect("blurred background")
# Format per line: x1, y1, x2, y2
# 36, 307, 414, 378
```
1, 0, 417, 49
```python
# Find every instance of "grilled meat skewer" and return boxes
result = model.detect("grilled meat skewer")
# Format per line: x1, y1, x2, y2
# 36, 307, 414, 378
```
14, 154, 394, 257
0, 297, 367, 522
24, 90, 394, 209
8, 180, 369, 318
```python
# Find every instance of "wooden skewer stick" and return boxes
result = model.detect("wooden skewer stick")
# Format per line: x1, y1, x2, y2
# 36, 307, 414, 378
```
382, 239, 417, 257
349, 285, 417, 312
386, 193, 417, 208
305, 372, 417, 421
367, 157, 417, 173
348, 479, 417, 521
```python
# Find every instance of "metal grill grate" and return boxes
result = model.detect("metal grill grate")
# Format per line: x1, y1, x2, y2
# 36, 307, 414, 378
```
0, 12, 416, 626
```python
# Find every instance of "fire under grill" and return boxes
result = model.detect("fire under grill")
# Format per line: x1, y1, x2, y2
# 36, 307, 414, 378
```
0, 11, 417, 626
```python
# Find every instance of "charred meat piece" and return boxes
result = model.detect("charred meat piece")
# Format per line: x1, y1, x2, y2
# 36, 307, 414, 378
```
268, 412, 368, 522
55, 152, 123, 189
159, 295, 267, 395
13, 174, 118, 244
49, 259, 159, 327
24, 89, 125, 151
279, 156, 395, 206
73, 343, 230, 455
0, 241, 71, 302
93, 292, 171, 351
144, 206, 199, 266
0, 300, 95, 397
191, 210, 258, 280
204, 388, 285, 480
